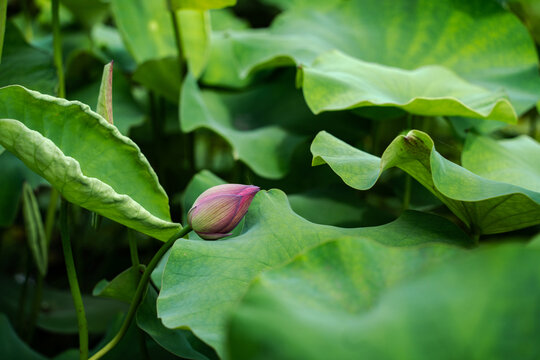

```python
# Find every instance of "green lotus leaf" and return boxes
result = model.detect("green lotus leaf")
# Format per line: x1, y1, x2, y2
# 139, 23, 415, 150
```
302, 50, 516, 122
133, 57, 181, 103
462, 134, 540, 193
158, 188, 471, 356
209, 9, 248, 31
200, 33, 253, 88
311, 130, 540, 234
206, 0, 540, 114
60, 0, 110, 28
0, 23, 56, 94
178, 10, 211, 78
0, 276, 127, 335
529, 233, 540, 248
93, 265, 144, 303
112, 0, 212, 79
0, 85, 181, 241
0, 313, 46, 360
288, 194, 370, 227
91, 24, 136, 72
228, 243, 540, 360
180, 73, 305, 179
136, 287, 218, 360
111, 0, 175, 64
198, 10, 252, 87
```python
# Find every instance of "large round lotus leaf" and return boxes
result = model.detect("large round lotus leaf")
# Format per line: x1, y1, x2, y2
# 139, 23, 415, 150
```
206, 0, 540, 114
0, 313, 46, 360
228, 243, 540, 360
301, 50, 516, 122
158, 188, 471, 356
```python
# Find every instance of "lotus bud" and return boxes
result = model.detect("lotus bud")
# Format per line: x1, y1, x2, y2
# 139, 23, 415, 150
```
187, 184, 260, 240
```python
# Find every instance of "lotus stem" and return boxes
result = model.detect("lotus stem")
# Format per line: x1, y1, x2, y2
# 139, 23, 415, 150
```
45, 188, 59, 246
128, 230, 140, 267
60, 199, 88, 360
167, 0, 186, 77
89, 225, 192, 360
403, 172, 411, 211
52, 0, 65, 98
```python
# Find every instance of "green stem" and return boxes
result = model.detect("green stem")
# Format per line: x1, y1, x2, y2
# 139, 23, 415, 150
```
166, 0, 195, 172
406, 113, 413, 130
402, 173, 411, 212
128, 230, 139, 267
60, 200, 88, 360
167, 0, 185, 76
89, 225, 192, 360
52, 0, 65, 98
402, 113, 413, 211
45, 188, 59, 246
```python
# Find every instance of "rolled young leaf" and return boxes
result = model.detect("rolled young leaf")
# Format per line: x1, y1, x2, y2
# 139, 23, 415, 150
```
22, 182, 48, 276
0, 85, 181, 241
96, 61, 114, 124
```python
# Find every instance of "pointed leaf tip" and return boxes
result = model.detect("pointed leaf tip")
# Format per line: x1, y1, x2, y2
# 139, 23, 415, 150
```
97, 61, 114, 124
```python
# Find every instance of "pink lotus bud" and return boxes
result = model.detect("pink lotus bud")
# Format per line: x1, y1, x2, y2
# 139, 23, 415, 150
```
187, 184, 260, 240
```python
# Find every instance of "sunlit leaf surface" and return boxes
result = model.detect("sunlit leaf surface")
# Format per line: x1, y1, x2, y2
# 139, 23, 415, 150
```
302, 50, 516, 122
229, 244, 540, 360
159, 186, 470, 356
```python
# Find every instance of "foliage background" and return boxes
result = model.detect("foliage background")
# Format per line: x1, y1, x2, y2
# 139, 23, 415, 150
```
0, 0, 539, 359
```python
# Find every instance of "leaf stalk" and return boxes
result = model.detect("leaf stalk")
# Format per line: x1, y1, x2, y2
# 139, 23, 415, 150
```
60, 199, 89, 360
89, 225, 192, 360
52, 0, 65, 98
